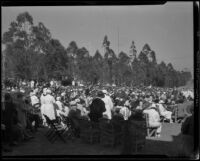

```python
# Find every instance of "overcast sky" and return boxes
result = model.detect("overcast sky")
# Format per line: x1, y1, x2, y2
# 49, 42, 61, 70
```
2, 2, 193, 74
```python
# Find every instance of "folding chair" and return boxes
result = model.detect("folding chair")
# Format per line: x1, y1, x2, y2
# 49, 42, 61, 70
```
79, 117, 100, 144
144, 113, 157, 137
129, 120, 146, 153
59, 114, 76, 140
111, 119, 124, 146
43, 114, 67, 143
99, 118, 122, 147
171, 104, 181, 123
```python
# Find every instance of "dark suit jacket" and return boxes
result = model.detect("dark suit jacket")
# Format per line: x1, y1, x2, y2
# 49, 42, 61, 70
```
88, 98, 106, 122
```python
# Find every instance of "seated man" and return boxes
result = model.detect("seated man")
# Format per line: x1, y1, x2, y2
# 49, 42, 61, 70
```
143, 103, 162, 137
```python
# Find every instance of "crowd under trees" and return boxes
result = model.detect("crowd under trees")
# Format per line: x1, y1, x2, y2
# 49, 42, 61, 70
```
2, 12, 192, 88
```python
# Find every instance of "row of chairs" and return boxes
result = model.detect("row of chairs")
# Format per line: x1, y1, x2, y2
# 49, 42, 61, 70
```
78, 117, 146, 153
43, 115, 71, 143
43, 108, 179, 152
168, 104, 184, 123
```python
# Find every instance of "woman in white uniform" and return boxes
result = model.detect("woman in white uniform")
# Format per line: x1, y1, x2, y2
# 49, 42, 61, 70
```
43, 89, 56, 120
40, 88, 47, 125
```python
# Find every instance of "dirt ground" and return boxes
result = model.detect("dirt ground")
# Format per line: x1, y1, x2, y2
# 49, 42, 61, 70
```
3, 122, 190, 158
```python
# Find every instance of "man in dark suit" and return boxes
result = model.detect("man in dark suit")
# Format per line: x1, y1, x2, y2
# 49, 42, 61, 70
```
88, 91, 106, 122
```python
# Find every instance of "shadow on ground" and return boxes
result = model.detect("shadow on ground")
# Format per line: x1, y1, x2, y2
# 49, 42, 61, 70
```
2, 123, 194, 158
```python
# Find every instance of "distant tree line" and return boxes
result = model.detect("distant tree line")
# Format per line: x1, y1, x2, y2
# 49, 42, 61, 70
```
2, 12, 192, 87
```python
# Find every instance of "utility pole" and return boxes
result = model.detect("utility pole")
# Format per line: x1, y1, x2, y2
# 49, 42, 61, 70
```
117, 27, 119, 55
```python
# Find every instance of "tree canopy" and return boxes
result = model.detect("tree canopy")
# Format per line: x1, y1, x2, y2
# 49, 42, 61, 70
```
2, 12, 192, 87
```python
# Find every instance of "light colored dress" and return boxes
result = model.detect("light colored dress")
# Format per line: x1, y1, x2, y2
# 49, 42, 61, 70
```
157, 103, 172, 121
143, 108, 162, 134
40, 94, 46, 121
43, 94, 56, 120
102, 95, 114, 119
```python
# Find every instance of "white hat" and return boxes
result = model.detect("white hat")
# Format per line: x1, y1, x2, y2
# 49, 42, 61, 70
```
102, 90, 108, 94
61, 92, 65, 97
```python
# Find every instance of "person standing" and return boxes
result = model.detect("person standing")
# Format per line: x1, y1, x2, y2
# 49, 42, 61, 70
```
40, 88, 47, 125
15, 93, 34, 140
30, 80, 35, 89
29, 91, 40, 131
102, 90, 114, 120
43, 89, 56, 120
88, 91, 106, 122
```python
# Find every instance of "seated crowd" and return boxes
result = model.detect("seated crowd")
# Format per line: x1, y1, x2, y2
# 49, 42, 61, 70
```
1, 79, 194, 153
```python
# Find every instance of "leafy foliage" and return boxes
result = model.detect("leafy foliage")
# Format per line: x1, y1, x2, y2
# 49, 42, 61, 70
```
2, 12, 192, 87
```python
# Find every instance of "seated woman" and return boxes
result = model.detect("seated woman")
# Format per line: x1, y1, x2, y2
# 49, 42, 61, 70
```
56, 96, 70, 117
156, 99, 173, 123
143, 103, 162, 137
76, 99, 89, 117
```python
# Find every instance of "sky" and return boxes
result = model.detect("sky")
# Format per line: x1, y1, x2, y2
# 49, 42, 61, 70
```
2, 2, 194, 75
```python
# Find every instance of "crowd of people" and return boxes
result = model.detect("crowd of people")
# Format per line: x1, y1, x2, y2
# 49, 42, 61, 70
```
1, 79, 194, 153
